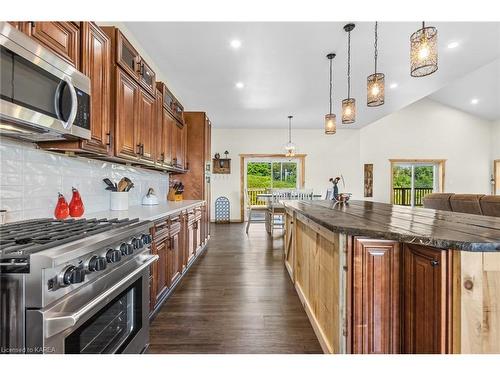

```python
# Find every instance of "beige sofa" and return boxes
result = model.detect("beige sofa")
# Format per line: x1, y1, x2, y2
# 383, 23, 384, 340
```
423, 193, 500, 217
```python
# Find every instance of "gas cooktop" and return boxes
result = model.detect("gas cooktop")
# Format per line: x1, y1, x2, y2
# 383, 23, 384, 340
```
0, 217, 140, 257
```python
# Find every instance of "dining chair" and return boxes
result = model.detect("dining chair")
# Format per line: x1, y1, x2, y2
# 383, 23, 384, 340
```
245, 189, 266, 234
267, 190, 290, 236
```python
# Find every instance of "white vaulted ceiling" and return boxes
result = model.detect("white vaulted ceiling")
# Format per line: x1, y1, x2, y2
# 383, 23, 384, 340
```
124, 22, 500, 128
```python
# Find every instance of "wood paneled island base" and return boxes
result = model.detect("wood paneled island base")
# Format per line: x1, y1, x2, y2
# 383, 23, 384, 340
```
283, 200, 500, 354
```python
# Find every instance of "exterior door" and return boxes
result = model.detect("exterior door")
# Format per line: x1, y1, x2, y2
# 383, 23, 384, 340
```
351, 238, 401, 354
115, 68, 139, 160
402, 244, 448, 354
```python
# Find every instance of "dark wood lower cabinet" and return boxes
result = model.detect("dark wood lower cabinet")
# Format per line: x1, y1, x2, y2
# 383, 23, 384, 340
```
349, 238, 451, 354
402, 243, 448, 354
149, 208, 209, 315
351, 238, 401, 354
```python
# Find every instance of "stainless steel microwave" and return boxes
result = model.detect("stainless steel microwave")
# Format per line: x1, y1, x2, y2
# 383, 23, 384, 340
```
0, 22, 91, 141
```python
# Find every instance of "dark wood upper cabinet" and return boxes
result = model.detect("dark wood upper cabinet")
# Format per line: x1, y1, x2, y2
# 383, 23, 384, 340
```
154, 89, 164, 165
350, 238, 401, 354
80, 22, 111, 154
157, 82, 184, 124
402, 244, 448, 354
162, 108, 174, 166
138, 59, 156, 96
37, 22, 112, 155
115, 68, 139, 160
137, 89, 155, 163
115, 30, 140, 81
24, 22, 80, 68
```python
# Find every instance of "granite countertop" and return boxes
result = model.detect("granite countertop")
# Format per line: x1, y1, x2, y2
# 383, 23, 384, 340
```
283, 200, 500, 252
85, 200, 204, 222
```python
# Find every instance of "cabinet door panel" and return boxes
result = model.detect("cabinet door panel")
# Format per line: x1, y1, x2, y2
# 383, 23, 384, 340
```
352, 238, 401, 354
169, 234, 181, 286
81, 22, 111, 154
403, 244, 447, 354
26, 22, 79, 68
162, 109, 174, 166
116, 30, 140, 80
138, 89, 155, 162
156, 240, 168, 301
139, 59, 156, 95
115, 69, 139, 160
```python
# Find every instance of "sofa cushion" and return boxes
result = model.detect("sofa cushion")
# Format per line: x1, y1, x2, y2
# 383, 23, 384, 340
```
449, 194, 485, 215
479, 195, 500, 218
423, 193, 454, 211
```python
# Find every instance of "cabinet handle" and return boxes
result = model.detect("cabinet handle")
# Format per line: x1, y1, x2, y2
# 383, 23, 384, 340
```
141, 144, 144, 156
106, 132, 112, 146
30, 21, 35, 28
430, 260, 439, 267
161, 152, 165, 162
464, 279, 474, 291
140, 63, 145, 76
137, 144, 142, 155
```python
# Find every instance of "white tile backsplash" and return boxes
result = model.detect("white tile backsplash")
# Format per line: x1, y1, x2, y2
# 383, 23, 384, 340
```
0, 137, 169, 223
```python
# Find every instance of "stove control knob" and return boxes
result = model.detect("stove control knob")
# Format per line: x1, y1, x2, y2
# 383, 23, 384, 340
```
61, 265, 85, 286
141, 234, 152, 245
131, 237, 143, 249
120, 242, 133, 256
106, 248, 121, 263
88, 256, 107, 272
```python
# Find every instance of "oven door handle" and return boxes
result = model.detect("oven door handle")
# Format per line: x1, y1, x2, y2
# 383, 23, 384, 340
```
44, 255, 158, 338
54, 76, 78, 130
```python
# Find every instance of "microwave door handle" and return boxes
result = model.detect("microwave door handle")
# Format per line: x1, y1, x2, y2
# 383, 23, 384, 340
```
55, 76, 78, 130
43, 254, 158, 338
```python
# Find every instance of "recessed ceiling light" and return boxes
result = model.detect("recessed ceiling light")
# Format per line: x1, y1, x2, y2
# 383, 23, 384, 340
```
230, 39, 242, 49
390, 83, 398, 89
235, 82, 244, 89
471, 98, 479, 105
447, 41, 459, 49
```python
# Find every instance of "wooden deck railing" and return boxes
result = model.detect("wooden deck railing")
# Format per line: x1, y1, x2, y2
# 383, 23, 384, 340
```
393, 187, 434, 206
247, 188, 268, 206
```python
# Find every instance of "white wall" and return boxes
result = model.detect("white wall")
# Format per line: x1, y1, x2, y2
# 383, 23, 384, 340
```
211, 98, 496, 221
492, 119, 500, 161
211, 128, 361, 221
0, 138, 169, 223
360, 98, 493, 202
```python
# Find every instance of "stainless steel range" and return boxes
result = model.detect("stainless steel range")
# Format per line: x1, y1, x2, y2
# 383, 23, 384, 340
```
0, 217, 157, 354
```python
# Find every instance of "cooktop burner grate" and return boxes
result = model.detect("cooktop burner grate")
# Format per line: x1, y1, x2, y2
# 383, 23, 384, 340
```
0, 218, 139, 256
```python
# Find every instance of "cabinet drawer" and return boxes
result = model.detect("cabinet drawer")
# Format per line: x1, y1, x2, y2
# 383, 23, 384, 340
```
153, 218, 169, 241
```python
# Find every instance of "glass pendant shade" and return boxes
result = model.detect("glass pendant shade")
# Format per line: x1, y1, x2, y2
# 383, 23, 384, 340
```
342, 98, 356, 124
324, 113, 336, 134
410, 23, 438, 77
367, 73, 385, 107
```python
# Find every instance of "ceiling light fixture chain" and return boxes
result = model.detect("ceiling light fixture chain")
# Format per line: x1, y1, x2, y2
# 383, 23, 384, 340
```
347, 27, 351, 99
288, 115, 292, 143
329, 56, 333, 114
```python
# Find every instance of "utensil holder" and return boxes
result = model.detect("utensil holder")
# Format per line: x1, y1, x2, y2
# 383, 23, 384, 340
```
110, 192, 129, 211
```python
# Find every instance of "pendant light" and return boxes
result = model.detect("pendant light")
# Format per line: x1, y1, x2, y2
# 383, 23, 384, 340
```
410, 21, 438, 77
284, 115, 296, 158
325, 53, 337, 134
367, 22, 385, 107
342, 23, 356, 124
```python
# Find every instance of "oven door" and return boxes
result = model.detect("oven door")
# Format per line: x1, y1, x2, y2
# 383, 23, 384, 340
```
26, 254, 157, 354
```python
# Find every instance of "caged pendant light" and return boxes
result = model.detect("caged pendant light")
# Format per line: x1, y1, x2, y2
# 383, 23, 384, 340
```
367, 22, 385, 107
284, 115, 297, 158
410, 21, 438, 77
342, 23, 356, 124
325, 53, 337, 134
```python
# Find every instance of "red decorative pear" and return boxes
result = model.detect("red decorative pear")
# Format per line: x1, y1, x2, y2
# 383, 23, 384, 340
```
69, 187, 85, 218
54, 193, 70, 220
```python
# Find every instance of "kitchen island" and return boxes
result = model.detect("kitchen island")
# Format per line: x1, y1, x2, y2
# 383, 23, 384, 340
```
282, 200, 500, 354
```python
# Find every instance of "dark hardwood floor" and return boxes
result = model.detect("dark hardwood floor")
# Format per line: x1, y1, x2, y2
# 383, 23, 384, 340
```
148, 223, 322, 354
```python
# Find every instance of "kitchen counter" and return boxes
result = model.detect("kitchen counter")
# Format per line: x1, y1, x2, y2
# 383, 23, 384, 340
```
86, 200, 205, 222
283, 199, 500, 251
